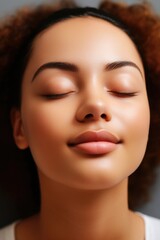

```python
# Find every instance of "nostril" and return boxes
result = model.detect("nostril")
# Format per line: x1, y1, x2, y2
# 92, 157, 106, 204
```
101, 113, 107, 119
85, 113, 94, 119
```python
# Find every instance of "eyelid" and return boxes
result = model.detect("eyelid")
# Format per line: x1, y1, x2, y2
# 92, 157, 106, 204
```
42, 91, 74, 99
108, 90, 138, 97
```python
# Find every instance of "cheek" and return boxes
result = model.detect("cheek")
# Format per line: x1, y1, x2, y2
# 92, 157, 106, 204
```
21, 100, 73, 153
20, 103, 70, 179
114, 95, 150, 138
125, 102, 150, 143
117, 98, 150, 167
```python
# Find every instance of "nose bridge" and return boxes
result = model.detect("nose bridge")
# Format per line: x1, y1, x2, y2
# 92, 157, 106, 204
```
84, 73, 104, 101
85, 86, 106, 110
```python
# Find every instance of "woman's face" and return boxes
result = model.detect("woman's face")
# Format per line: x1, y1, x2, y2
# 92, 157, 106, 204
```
14, 17, 150, 190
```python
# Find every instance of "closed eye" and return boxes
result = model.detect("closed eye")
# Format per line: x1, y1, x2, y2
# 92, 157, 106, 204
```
108, 91, 138, 97
42, 92, 72, 99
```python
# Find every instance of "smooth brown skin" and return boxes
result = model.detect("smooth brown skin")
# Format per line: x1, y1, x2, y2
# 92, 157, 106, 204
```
12, 17, 149, 240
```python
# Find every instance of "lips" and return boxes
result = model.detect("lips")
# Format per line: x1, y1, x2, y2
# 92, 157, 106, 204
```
68, 130, 120, 155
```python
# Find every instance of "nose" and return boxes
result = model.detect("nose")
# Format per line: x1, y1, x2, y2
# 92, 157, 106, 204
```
76, 92, 111, 123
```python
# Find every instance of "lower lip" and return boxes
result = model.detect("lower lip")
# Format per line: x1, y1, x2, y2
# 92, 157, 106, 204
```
71, 141, 117, 155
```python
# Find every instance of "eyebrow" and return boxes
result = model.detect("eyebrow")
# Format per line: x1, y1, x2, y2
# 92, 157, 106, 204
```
32, 62, 78, 81
31, 60, 143, 82
105, 61, 143, 78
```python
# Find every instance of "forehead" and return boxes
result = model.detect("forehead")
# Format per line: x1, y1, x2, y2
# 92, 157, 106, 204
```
35, 16, 134, 49
28, 17, 143, 72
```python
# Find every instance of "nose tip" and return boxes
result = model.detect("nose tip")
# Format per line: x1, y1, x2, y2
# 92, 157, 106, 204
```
75, 86, 112, 123
76, 99, 111, 122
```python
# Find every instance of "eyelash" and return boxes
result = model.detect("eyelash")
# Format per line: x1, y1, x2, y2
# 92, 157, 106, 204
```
108, 91, 138, 97
42, 92, 71, 99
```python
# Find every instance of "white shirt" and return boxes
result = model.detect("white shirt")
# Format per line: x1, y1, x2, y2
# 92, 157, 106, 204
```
0, 213, 160, 239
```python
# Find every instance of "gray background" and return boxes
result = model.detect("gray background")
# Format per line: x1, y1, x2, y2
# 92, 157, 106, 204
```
0, 0, 160, 16
0, 0, 159, 221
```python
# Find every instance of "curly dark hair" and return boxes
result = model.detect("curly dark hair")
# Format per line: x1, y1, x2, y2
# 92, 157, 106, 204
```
0, 0, 160, 225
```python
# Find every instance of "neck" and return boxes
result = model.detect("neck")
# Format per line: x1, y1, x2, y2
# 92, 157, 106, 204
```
36, 174, 134, 240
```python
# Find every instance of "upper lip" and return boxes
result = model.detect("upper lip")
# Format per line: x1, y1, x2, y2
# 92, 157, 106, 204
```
68, 130, 120, 146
